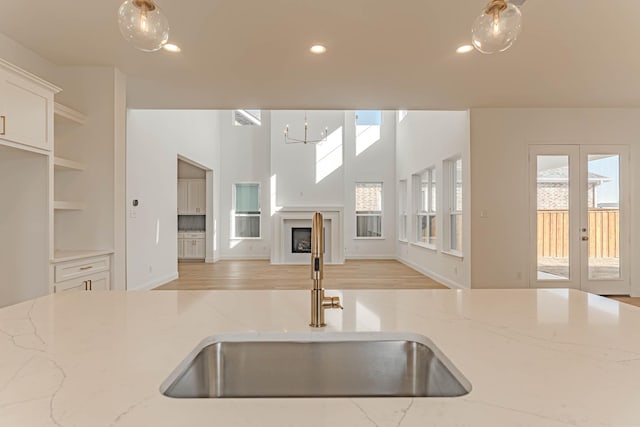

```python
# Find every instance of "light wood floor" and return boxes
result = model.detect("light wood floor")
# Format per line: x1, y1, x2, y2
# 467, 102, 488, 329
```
156, 260, 640, 308
156, 260, 447, 291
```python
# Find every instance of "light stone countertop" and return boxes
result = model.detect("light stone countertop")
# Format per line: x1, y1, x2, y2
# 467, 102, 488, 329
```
1, 289, 639, 426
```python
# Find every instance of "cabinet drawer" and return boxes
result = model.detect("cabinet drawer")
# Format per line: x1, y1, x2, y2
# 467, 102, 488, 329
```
55, 271, 110, 293
183, 232, 205, 239
54, 256, 110, 283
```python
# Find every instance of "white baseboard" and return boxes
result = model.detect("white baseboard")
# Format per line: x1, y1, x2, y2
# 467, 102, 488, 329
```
128, 272, 178, 291
220, 255, 270, 260
397, 257, 465, 290
346, 254, 397, 260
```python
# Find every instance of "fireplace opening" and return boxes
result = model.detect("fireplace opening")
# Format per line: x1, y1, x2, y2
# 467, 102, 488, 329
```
291, 227, 326, 254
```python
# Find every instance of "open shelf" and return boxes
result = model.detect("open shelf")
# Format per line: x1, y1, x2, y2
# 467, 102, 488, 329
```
54, 102, 87, 125
54, 156, 85, 171
53, 201, 86, 211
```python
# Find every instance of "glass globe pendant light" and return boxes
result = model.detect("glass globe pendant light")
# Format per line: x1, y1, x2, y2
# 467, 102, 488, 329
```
118, 0, 169, 52
471, 0, 522, 54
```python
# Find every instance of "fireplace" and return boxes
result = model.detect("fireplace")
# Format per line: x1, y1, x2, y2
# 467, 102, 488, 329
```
291, 228, 311, 253
291, 227, 326, 254
271, 207, 344, 264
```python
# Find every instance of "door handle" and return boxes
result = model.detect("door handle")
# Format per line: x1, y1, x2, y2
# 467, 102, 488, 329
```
0, 115, 5, 135
582, 236, 589, 241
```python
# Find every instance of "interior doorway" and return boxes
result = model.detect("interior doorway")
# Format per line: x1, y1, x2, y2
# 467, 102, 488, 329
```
177, 156, 213, 263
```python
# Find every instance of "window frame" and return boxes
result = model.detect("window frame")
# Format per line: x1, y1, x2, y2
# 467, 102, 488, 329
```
414, 167, 437, 249
398, 179, 408, 242
355, 181, 384, 239
232, 182, 262, 240
444, 157, 463, 257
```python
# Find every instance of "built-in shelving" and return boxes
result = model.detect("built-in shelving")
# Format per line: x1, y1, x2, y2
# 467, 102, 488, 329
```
53, 201, 86, 211
54, 156, 85, 171
54, 102, 87, 125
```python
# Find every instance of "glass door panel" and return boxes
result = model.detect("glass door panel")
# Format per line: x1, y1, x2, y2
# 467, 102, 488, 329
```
586, 154, 620, 280
536, 155, 571, 281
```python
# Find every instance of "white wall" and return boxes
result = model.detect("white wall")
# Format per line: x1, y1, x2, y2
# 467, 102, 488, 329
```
126, 110, 220, 289
471, 108, 640, 296
395, 111, 471, 289
343, 111, 397, 258
218, 111, 271, 259
0, 146, 49, 307
54, 68, 117, 251
268, 110, 398, 260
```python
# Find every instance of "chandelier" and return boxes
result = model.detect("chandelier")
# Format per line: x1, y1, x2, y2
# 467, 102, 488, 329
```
284, 113, 328, 145
471, 0, 523, 54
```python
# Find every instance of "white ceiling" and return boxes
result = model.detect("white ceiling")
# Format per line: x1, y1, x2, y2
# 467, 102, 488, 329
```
1, 0, 639, 109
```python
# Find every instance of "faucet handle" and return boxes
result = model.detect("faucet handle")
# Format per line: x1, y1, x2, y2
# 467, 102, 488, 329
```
324, 296, 343, 310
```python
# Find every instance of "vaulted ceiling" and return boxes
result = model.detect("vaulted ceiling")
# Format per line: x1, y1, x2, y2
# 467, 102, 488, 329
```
0, 0, 638, 109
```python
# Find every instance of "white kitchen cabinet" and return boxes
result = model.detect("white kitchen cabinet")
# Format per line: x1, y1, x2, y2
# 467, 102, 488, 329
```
52, 254, 111, 292
177, 179, 206, 215
188, 179, 206, 214
55, 271, 110, 292
177, 180, 189, 214
179, 232, 205, 260
0, 61, 58, 152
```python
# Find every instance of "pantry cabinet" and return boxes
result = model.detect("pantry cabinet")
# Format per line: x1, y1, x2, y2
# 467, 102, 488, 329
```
177, 179, 206, 215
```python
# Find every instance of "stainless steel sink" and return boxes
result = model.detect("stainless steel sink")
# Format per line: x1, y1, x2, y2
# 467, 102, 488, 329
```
160, 332, 471, 398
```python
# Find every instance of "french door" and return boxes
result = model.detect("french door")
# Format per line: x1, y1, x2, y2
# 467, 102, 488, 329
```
529, 145, 629, 295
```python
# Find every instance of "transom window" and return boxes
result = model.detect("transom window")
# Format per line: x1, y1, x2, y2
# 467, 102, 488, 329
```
233, 110, 261, 126
355, 182, 383, 238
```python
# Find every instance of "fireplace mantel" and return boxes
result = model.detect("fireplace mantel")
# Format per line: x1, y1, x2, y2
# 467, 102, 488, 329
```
270, 207, 345, 265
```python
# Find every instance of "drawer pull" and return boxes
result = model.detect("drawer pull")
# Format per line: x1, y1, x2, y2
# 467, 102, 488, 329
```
80, 266, 93, 271
0, 115, 5, 135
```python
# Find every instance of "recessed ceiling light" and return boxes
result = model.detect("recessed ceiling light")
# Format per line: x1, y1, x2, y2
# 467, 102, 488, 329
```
163, 43, 181, 53
456, 45, 474, 54
310, 45, 327, 54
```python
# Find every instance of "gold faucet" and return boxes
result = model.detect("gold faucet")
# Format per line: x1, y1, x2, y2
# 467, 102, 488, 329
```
310, 212, 343, 327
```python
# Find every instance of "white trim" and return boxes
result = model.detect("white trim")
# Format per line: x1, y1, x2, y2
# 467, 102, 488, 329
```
54, 102, 87, 124
346, 254, 397, 260
221, 255, 270, 260
0, 58, 61, 93
353, 236, 386, 240
442, 250, 464, 260
0, 139, 50, 156
129, 272, 178, 291
397, 257, 465, 289
410, 242, 437, 252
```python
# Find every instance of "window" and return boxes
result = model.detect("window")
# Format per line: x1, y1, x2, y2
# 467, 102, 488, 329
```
445, 158, 463, 253
355, 110, 381, 155
416, 168, 437, 246
233, 183, 261, 238
398, 180, 408, 241
233, 109, 261, 126
355, 182, 383, 238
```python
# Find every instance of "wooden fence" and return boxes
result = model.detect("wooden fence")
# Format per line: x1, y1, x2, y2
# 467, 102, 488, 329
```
537, 209, 619, 258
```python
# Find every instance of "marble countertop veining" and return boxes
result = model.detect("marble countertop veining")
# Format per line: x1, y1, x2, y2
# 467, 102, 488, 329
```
1, 289, 639, 426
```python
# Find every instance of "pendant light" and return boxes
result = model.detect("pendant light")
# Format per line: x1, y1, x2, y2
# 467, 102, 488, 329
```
471, 0, 522, 54
118, 0, 169, 52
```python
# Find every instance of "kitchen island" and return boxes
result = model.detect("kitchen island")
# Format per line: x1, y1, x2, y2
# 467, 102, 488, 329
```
0, 289, 639, 426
